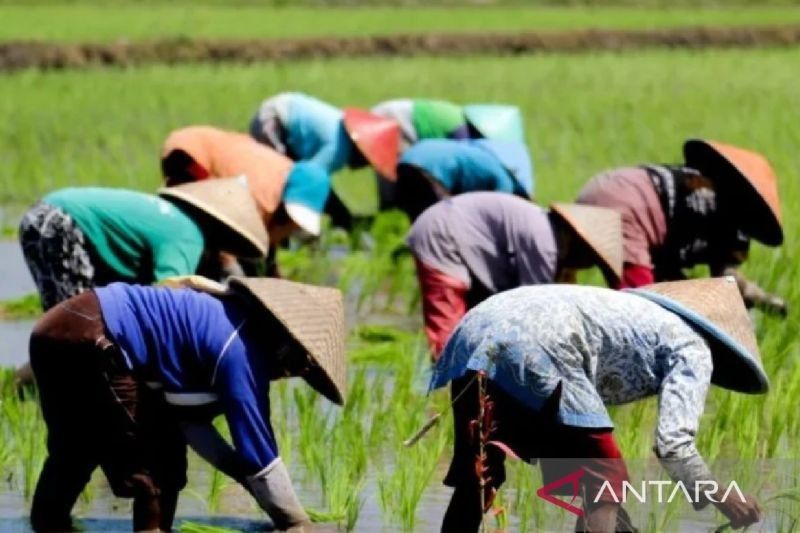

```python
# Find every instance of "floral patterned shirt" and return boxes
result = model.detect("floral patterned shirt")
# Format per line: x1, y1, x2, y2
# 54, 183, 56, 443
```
431, 284, 715, 487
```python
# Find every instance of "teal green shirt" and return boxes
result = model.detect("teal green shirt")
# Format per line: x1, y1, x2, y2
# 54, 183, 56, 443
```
44, 187, 204, 282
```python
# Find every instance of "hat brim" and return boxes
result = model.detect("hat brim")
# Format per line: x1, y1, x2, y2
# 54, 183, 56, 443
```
343, 109, 400, 181
629, 289, 768, 394
285, 202, 321, 236
549, 205, 623, 282
683, 139, 783, 246
159, 188, 268, 259
227, 278, 344, 405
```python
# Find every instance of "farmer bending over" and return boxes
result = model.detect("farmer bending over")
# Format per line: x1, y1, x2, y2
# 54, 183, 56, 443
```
576, 139, 786, 315
250, 91, 400, 229
394, 139, 533, 221
18, 179, 268, 308
29, 276, 344, 532
407, 192, 621, 358
430, 278, 765, 532
163, 125, 330, 276
370, 99, 524, 208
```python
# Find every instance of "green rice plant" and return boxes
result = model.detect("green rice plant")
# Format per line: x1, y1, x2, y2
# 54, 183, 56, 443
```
337, 211, 417, 312
2, 5, 800, 44
1, 39, 800, 530
1, 388, 46, 499
377, 420, 449, 530
0, 293, 42, 320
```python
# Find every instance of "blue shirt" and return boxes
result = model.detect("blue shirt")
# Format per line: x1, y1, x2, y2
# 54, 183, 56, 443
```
399, 139, 528, 197
96, 283, 278, 472
285, 92, 352, 173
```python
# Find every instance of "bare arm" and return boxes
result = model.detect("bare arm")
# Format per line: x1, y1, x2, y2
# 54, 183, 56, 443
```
717, 267, 787, 317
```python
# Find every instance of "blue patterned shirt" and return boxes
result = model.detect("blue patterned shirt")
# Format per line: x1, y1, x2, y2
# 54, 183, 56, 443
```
431, 284, 715, 487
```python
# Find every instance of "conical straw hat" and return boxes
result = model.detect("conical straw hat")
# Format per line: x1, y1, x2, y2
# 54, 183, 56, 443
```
549, 203, 623, 282
228, 277, 346, 405
683, 139, 782, 246
159, 176, 269, 259
343, 108, 401, 180
627, 277, 768, 394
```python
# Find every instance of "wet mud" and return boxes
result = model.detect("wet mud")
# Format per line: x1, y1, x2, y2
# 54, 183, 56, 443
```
2, 25, 800, 72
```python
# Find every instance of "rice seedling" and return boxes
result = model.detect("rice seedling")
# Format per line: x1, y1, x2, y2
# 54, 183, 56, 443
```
0, 24, 799, 529
3, 4, 800, 44
0, 293, 41, 320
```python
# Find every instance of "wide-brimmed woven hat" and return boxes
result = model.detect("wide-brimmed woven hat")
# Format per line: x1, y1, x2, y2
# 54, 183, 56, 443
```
549, 203, 623, 282
628, 277, 768, 394
463, 104, 525, 143
159, 176, 269, 258
683, 139, 783, 246
343, 108, 401, 180
228, 277, 346, 405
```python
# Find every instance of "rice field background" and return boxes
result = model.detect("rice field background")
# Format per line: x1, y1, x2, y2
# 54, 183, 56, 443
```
4, 5, 800, 42
1, 3, 800, 531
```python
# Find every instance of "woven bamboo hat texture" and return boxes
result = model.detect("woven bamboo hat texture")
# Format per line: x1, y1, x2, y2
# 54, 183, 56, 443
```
549, 203, 623, 282
159, 176, 269, 258
343, 108, 401, 180
683, 139, 783, 246
628, 277, 768, 394
228, 277, 346, 405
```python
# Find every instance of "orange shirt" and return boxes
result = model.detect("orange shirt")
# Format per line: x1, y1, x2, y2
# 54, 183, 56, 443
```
162, 126, 293, 225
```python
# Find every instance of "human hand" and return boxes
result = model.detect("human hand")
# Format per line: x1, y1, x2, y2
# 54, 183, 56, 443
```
713, 493, 762, 529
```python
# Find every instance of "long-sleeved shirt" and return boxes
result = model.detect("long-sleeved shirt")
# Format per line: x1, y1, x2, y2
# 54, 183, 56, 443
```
281, 92, 352, 173
399, 139, 530, 198
576, 165, 749, 275
44, 188, 204, 282
431, 284, 715, 489
407, 192, 557, 293
96, 283, 278, 472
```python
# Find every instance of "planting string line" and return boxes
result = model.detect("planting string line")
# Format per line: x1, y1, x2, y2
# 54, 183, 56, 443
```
403, 372, 480, 447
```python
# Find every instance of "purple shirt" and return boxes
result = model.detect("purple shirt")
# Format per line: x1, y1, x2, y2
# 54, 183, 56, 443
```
407, 192, 558, 292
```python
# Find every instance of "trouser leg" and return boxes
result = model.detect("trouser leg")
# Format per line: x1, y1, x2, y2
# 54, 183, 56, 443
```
31, 454, 97, 532
442, 376, 507, 533
442, 482, 486, 533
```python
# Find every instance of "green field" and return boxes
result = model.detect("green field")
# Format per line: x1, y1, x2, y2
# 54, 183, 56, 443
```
2, 5, 800, 42
1, 5, 800, 530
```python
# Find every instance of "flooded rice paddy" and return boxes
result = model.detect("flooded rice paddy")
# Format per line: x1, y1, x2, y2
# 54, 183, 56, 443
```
0, 235, 797, 532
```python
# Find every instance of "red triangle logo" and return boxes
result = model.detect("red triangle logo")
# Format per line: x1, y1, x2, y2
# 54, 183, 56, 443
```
535, 468, 585, 517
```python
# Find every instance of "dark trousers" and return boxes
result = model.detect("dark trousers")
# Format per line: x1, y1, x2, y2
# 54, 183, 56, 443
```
29, 291, 186, 532
442, 375, 630, 533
